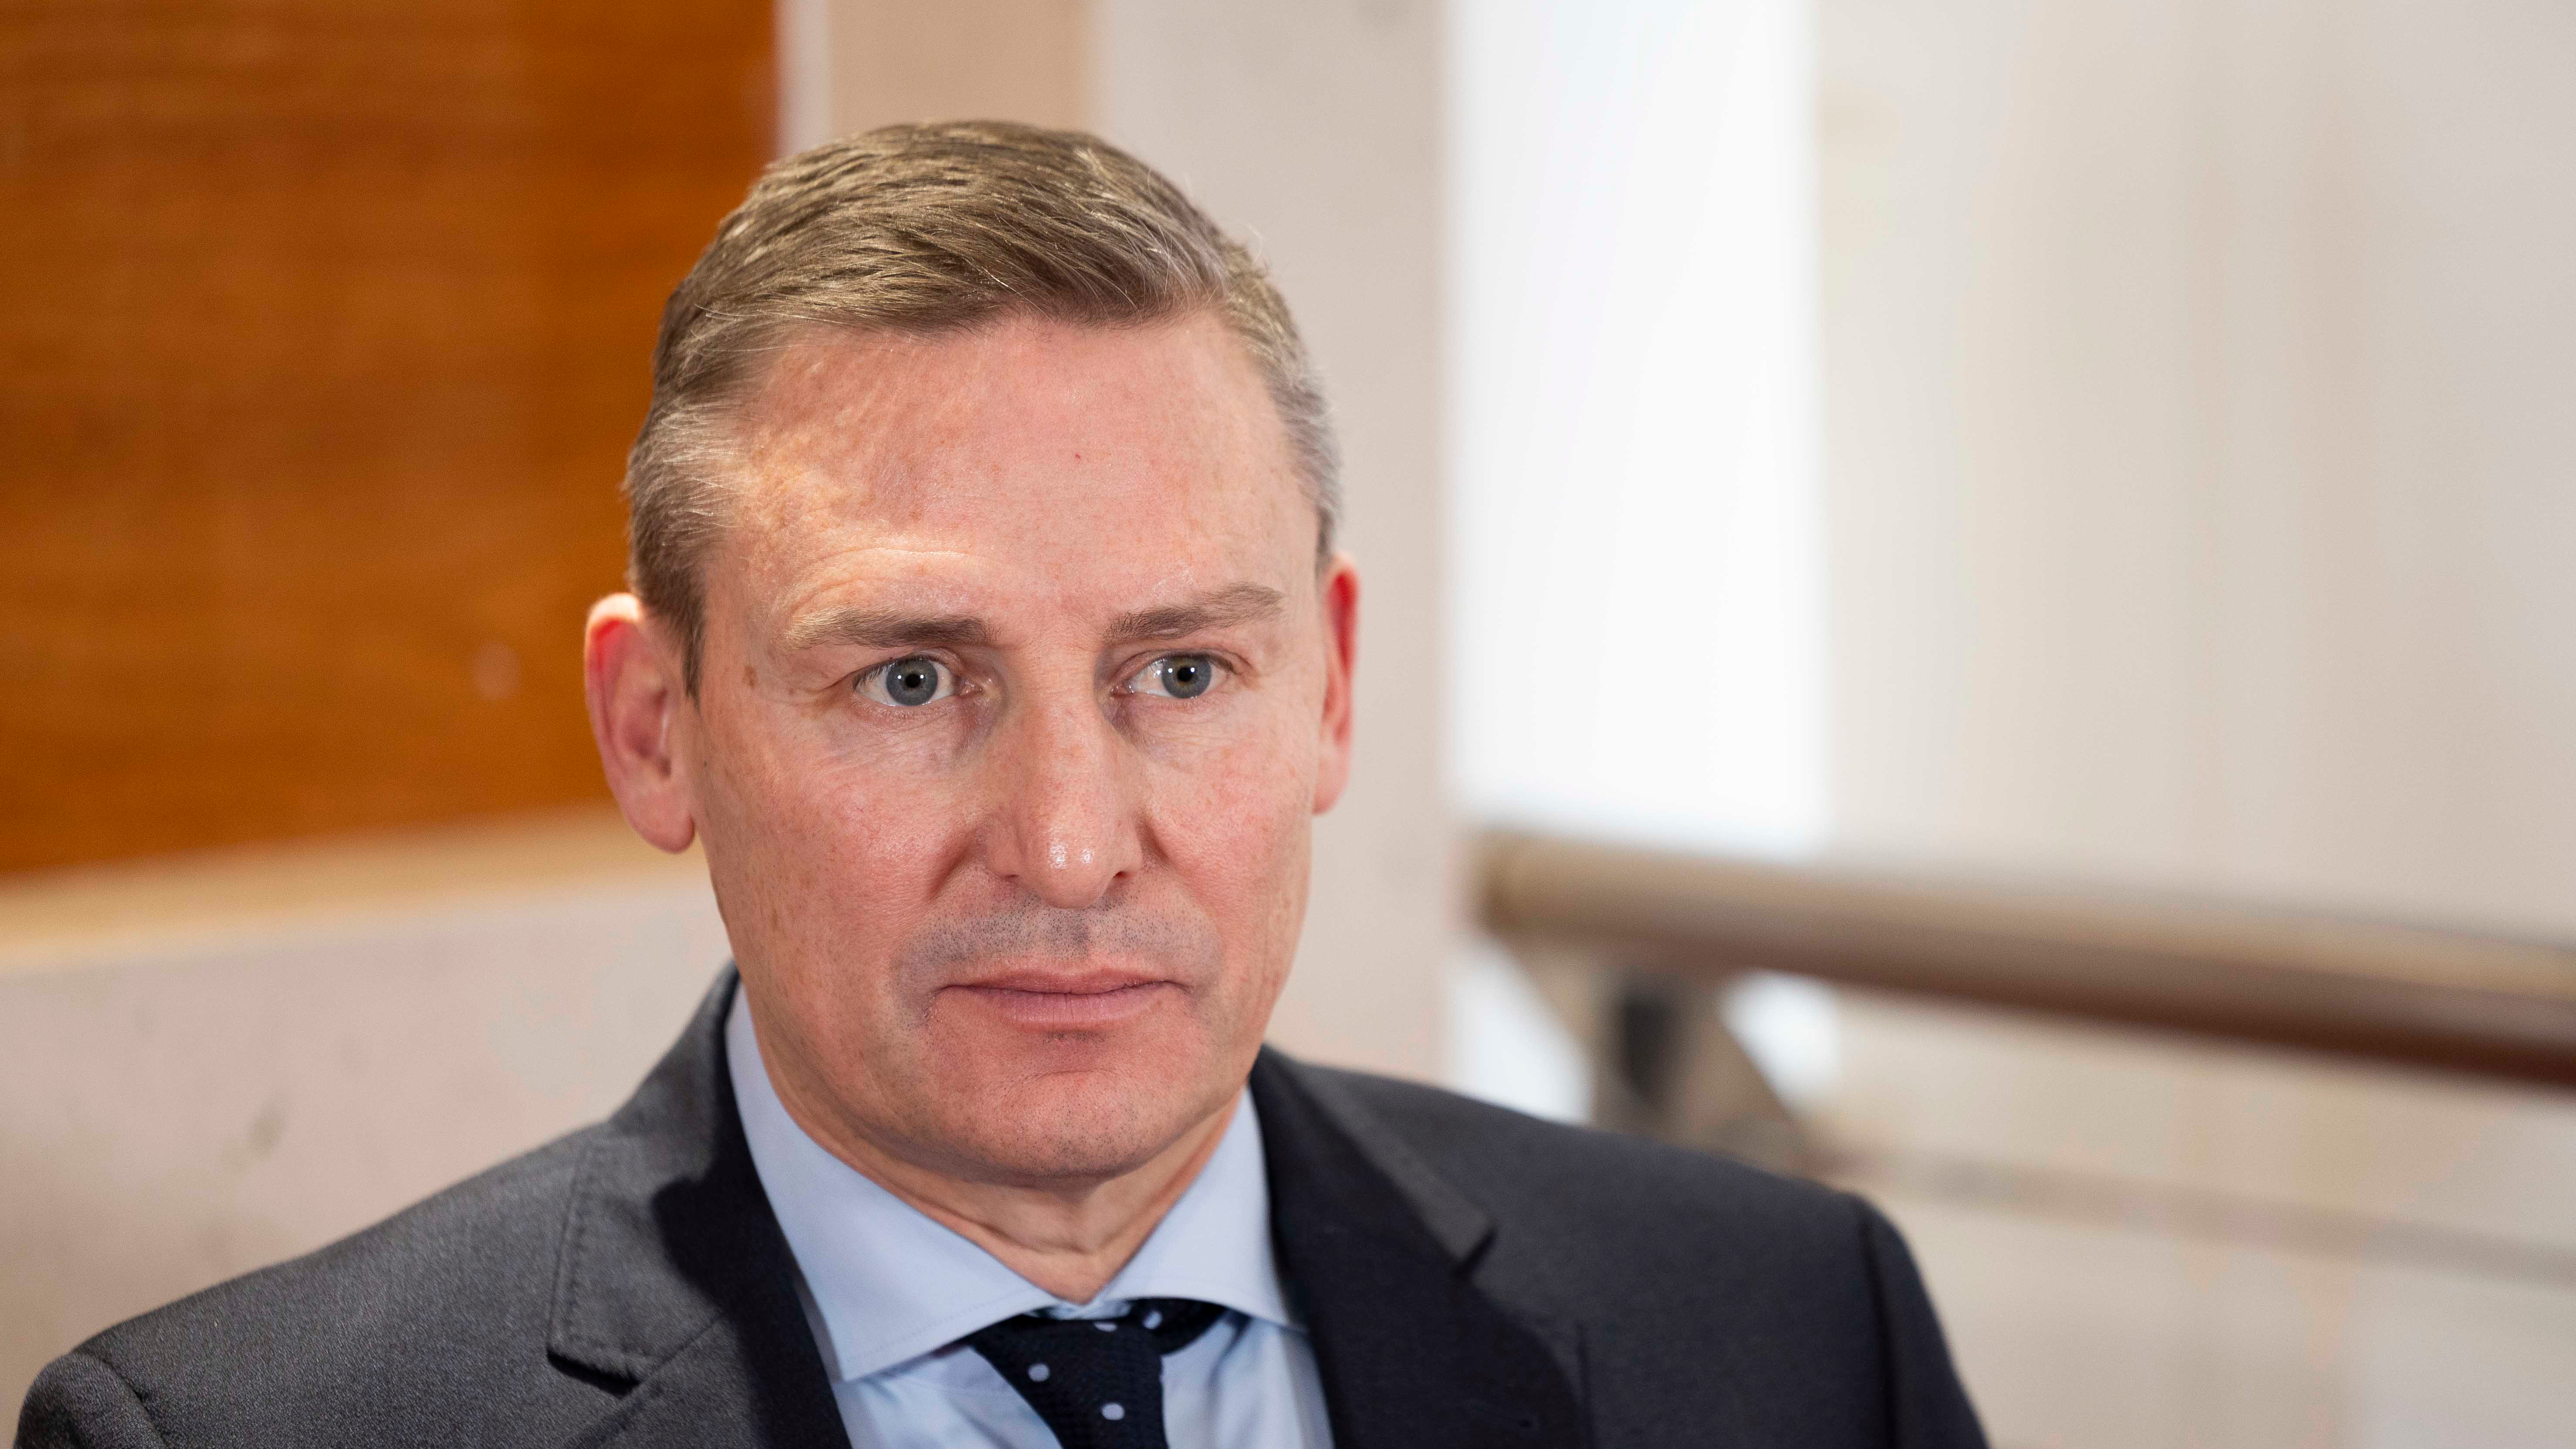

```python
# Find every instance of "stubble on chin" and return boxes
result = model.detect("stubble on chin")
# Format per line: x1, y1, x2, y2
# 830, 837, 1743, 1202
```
928, 1067, 1182, 1184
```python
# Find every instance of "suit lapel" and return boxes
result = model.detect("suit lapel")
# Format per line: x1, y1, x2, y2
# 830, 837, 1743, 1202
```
1252, 1053, 1588, 1449
546, 970, 849, 1449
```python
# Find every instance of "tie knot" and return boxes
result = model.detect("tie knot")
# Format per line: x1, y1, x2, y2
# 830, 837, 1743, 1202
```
961, 1299, 1228, 1449
1124, 1297, 1229, 1354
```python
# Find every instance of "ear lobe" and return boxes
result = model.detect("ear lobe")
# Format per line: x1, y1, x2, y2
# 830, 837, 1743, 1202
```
583, 594, 698, 853
1310, 556, 1360, 815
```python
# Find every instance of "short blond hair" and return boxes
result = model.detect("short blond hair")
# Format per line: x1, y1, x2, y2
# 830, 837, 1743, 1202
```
624, 120, 1339, 691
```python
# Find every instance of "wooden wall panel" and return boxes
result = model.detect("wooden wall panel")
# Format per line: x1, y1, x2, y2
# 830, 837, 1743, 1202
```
0, 0, 772, 872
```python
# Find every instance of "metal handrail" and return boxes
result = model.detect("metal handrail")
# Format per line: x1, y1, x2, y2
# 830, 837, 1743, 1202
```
1475, 829, 2576, 1090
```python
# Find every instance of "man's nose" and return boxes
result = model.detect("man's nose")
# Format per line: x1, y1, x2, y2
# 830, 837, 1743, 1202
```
982, 689, 1144, 910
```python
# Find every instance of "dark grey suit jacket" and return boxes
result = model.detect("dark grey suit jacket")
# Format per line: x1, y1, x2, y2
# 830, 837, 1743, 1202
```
19, 971, 1985, 1448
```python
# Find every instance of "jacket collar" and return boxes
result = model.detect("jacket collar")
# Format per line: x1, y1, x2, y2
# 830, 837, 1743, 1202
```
545, 970, 848, 1447
543, 970, 1584, 1448
1251, 1049, 1588, 1449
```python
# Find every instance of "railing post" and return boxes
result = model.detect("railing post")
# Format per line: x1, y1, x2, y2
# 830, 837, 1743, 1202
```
1491, 935, 1811, 1174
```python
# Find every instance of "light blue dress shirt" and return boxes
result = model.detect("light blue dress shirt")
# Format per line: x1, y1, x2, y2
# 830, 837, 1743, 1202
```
726, 993, 1337, 1449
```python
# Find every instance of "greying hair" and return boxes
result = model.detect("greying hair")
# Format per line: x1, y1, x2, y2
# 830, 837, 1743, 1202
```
623, 120, 1340, 692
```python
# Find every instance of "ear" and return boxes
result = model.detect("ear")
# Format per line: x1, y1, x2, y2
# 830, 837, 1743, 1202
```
583, 593, 699, 852
1310, 554, 1360, 815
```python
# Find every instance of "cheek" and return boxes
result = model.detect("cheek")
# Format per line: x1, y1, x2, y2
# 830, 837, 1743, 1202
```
1146, 713, 1317, 938
695, 703, 968, 953
703, 689, 945, 843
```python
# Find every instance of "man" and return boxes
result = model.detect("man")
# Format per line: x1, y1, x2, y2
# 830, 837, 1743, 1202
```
19, 122, 1983, 1449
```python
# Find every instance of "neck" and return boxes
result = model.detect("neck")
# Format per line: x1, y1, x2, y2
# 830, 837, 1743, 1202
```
780, 1081, 1239, 1304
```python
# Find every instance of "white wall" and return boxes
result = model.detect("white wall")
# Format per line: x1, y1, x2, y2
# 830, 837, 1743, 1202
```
1446, 0, 1824, 856
1092, 0, 1451, 1081
1815, 3, 2576, 1442
1824, 0, 2576, 936
808, 0, 1087, 139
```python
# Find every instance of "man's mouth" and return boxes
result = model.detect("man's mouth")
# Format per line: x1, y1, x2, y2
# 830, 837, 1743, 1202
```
945, 969, 1178, 1028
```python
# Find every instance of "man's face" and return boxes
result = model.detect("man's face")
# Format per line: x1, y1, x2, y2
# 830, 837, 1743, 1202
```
674, 312, 1355, 1189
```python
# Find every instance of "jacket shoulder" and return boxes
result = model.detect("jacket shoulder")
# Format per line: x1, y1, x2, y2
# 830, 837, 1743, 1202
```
28, 1127, 616, 1449
1289, 1058, 1864, 1249
1280, 1059, 1986, 1447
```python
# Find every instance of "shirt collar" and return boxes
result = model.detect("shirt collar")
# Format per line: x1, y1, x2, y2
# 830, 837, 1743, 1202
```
726, 987, 1295, 1383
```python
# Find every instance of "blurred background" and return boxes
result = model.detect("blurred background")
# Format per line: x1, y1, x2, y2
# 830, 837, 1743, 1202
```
6, 1, 2575, 1442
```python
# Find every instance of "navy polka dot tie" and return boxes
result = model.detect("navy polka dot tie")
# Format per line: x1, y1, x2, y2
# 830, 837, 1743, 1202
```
963, 1298, 1226, 1449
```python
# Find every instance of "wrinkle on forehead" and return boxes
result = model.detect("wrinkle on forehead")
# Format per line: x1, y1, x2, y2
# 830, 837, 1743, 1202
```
702, 313, 1317, 642
733, 540, 997, 633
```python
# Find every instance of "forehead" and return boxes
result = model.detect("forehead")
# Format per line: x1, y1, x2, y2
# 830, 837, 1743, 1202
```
708, 312, 1310, 622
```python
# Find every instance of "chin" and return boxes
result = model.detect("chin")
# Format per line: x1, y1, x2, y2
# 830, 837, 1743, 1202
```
929, 1043, 1227, 1185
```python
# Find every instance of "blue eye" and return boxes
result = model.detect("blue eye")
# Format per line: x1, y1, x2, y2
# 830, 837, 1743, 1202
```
1132, 654, 1220, 699
863, 656, 954, 707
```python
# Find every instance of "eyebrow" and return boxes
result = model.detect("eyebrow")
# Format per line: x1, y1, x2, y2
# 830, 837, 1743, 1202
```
1107, 583, 1286, 642
776, 582, 1286, 655
777, 608, 993, 653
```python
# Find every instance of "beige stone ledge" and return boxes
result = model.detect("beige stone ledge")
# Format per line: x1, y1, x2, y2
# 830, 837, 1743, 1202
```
0, 808, 705, 976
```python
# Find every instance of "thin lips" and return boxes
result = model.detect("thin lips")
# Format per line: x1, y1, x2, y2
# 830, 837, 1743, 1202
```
955, 970, 1169, 995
